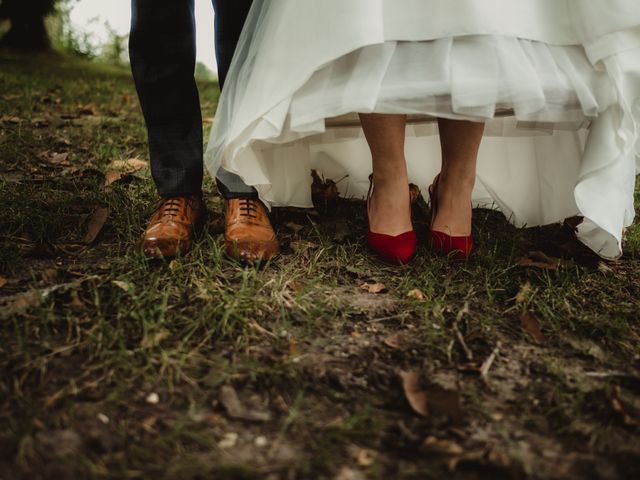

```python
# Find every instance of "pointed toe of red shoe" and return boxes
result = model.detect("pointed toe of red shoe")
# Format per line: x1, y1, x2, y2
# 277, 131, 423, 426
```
368, 229, 417, 265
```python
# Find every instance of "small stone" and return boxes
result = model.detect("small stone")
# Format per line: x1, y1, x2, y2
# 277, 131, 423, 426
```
254, 435, 268, 448
97, 413, 109, 424
218, 432, 238, 449
145, 392, 159, 405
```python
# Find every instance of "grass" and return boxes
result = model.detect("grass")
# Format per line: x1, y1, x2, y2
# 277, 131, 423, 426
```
0, 50, 639, 480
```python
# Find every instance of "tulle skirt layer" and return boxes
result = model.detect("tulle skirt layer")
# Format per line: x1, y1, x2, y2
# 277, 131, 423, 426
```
206, 1, 640, 259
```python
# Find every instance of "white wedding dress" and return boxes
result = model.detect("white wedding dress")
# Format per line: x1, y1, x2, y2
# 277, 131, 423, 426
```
205, 0, 640, 259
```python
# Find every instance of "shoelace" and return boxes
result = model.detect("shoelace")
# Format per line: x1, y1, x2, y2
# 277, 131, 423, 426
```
239, 198, 258, 219
158, 198, 186, 220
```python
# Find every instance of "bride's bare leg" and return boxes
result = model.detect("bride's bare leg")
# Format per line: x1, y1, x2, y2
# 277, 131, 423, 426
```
433, 118, 484, 236
359, 113, 412, 236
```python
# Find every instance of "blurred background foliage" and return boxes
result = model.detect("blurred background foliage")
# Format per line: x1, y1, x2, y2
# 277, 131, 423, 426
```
0, 0, 215, 78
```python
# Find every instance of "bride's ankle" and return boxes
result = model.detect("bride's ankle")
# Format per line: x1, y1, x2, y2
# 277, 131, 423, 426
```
437, 171, 475, 195
372, 173, 409, 191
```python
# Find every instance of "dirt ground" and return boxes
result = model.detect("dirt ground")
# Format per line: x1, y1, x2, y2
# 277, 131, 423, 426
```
1, 51, 639, 480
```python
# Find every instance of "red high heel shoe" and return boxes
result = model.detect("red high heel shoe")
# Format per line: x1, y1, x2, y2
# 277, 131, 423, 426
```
366, 175, 417, 265
428, 174, 473, 260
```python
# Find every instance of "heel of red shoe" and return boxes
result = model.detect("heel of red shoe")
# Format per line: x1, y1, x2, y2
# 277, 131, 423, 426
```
366, 175, 417, 265
429, 230, 472, 260
428, 175, 473, 260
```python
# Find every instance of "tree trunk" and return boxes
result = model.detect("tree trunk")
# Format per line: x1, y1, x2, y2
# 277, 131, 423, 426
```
0, 15, 50, 50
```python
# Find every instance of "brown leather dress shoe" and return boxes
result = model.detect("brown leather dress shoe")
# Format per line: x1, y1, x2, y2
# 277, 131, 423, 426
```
224, 197, 279, 263
141, 195, 206, 258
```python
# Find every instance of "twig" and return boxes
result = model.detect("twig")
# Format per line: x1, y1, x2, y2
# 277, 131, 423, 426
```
452, 323, 474, 362
480, 341, 502, 378
248, 320, 278, 339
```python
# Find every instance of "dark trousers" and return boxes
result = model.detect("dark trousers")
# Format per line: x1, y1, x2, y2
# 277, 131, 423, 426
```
129, 0, 253, 198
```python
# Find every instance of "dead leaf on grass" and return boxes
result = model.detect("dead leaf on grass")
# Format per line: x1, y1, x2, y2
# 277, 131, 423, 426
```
78, 103, 97, 115
0, 278, 96, 319
520, 311, 545, 343
421, 436, 464, 456
399, 370, 429, 417
383, 333, 405, 350
515, 251, 561, 269
82, 207, 110, 244
0, 171, 25, 183
0, 115, 22, 124
104, 158, 148, 186
49, 152, 70, 165
31, 117, 50, 128
0, 276, 7, 289
349, 446, 377, 467
407, 288, 425, 300
219, 385, 272, 423
311, 169, 339, 203
0, 290, 41, 317
360, 282, 387, 294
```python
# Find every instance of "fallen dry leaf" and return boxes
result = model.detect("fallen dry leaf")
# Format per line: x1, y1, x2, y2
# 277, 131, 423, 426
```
0, 277, 97, 319
0, 115, 22, 124
0, 171, 25, 183
104, 171, 123, 186
219, 385, 272, 423
83, 207, 109, 244
421, 436, 464, 456
31, 117, 49, 128
356, 449, 376, 467
0, 276, 7, 289
360, 282, 387, 294
515, 251, 561, 270
399, 370, 429, 417
383, 333, 405, 350
311, 169, 339, 203
104, 158, 148, 186
78, 103, 97, 115
0, 290, 41, 317
409, 183, 421, 204
520, 311, 545, 343
49, 152, 70, 165
407, 288, 425, 300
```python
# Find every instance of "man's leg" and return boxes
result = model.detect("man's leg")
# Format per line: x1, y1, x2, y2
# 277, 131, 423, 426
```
211, 0, 256, 199
130, 0, 206, 258
212, 0, 279, 263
